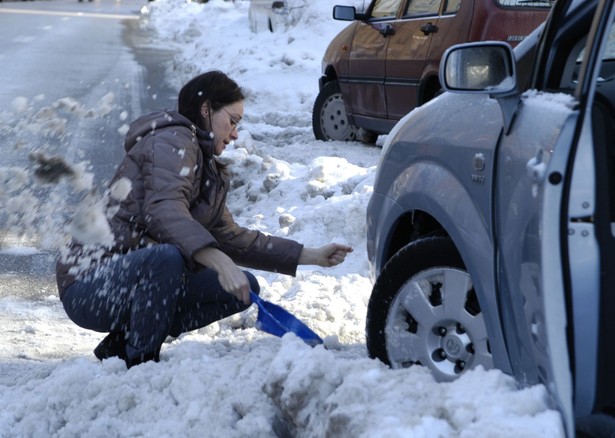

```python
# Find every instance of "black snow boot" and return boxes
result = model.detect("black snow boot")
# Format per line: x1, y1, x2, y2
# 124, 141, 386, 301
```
125, 346, 161, 369
93, 332, 127, 361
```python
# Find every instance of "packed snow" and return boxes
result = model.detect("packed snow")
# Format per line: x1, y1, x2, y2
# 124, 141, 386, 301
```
0, 0, 565, 436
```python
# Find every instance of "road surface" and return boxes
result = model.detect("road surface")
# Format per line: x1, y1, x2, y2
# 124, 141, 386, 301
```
0, 0, 177, 299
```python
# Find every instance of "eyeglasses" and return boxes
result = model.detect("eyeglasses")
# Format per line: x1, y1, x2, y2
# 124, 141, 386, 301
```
221, 107, 242, 131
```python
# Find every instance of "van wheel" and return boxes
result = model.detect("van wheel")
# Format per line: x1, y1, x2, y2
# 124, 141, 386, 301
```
366, 237, 493, 382
312, 81, 357, 141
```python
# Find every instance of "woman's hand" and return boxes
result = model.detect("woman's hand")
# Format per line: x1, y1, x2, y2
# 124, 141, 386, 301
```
194, 247, 251, 304
299, 243, 353, 267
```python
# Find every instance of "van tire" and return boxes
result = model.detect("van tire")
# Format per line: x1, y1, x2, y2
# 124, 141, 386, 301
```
312, 81, 357, 142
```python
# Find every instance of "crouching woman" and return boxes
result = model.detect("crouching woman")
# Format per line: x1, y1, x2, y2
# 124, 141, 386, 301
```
56, 70, 352, 368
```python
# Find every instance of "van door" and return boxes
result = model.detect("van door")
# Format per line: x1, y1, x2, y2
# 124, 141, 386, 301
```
385, 0, 472, 119
494, 0, 615, 435
494, 84, 578, 430
494, 93, 579, 437
346, 0, 405, 119
573, 8, 615, 428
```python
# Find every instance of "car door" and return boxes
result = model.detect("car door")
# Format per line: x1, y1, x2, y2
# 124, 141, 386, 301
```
346, 0, 405, 119
494, 0, 615, 434
570, 8, 615, 430
385, 0, 472, 119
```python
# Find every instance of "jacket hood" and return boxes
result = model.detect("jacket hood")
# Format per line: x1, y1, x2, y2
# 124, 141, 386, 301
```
124, 110, 214, 155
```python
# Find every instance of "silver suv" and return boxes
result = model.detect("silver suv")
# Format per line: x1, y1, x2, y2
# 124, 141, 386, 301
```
366, 0, 615, 435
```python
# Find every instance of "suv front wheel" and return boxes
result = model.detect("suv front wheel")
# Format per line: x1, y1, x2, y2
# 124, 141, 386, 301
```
366, 237, 493, 381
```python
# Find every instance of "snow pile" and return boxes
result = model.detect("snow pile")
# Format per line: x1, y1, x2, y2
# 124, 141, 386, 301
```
0, 0, 565, 436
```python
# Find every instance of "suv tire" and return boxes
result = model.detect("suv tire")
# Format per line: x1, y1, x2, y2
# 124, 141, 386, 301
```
312, 81, 357, 141
366, 236, 493, 381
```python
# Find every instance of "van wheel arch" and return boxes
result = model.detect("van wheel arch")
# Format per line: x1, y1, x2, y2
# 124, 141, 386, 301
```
385, 210, 447, 264
420, 75, 443, 105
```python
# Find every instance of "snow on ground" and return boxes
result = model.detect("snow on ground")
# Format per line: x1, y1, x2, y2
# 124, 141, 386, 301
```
0, 0, 565, 436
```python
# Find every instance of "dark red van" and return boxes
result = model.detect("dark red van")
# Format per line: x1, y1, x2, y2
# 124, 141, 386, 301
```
312, 0, 552, 142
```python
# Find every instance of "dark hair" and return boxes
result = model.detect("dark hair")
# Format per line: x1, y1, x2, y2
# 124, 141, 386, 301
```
178, 71, 245, 130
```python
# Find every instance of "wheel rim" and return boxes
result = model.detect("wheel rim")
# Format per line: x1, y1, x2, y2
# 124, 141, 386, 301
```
385, 267, 493, 381
319, 91, 356, 141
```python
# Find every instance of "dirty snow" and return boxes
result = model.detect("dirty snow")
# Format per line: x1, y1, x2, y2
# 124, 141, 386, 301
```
0, 0, 565, 436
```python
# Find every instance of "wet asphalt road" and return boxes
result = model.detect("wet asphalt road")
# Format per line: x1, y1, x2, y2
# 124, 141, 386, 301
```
0, 0, 178, 299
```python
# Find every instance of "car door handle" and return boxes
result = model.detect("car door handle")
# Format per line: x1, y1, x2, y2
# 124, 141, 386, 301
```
420, 23, 438, 35
379, 24, 396, 37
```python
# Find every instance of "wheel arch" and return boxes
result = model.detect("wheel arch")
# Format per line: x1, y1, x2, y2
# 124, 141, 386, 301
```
368, 162, 512, 374
418, 73, 442, 106
321, 65, 339, 85
384, 210, 447, 263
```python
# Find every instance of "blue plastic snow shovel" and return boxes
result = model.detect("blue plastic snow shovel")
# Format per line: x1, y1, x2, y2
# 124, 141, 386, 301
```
250, 291, 324, 347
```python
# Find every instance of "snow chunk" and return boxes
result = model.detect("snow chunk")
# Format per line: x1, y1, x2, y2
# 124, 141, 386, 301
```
11, 96, 29, 113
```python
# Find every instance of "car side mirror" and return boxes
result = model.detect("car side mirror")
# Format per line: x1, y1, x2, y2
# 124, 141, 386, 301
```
333, 5, 357, 21
440, 42, 520, 134
440, 42, 517, 95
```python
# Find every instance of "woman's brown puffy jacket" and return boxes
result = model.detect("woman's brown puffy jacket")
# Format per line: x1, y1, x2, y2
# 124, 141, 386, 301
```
56, 111, 303, 297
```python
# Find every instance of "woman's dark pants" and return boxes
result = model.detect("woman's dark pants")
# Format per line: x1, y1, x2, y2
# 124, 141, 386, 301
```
60, 244, 260, 366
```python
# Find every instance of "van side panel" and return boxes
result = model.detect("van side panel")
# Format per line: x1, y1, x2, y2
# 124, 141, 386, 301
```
470, 0, 550, 45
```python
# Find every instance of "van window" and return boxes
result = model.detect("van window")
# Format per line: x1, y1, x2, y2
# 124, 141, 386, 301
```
496, 0, 553, 8
371, 0, 403, 18
404, 0, 440, 15
443, 0, 461, 14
